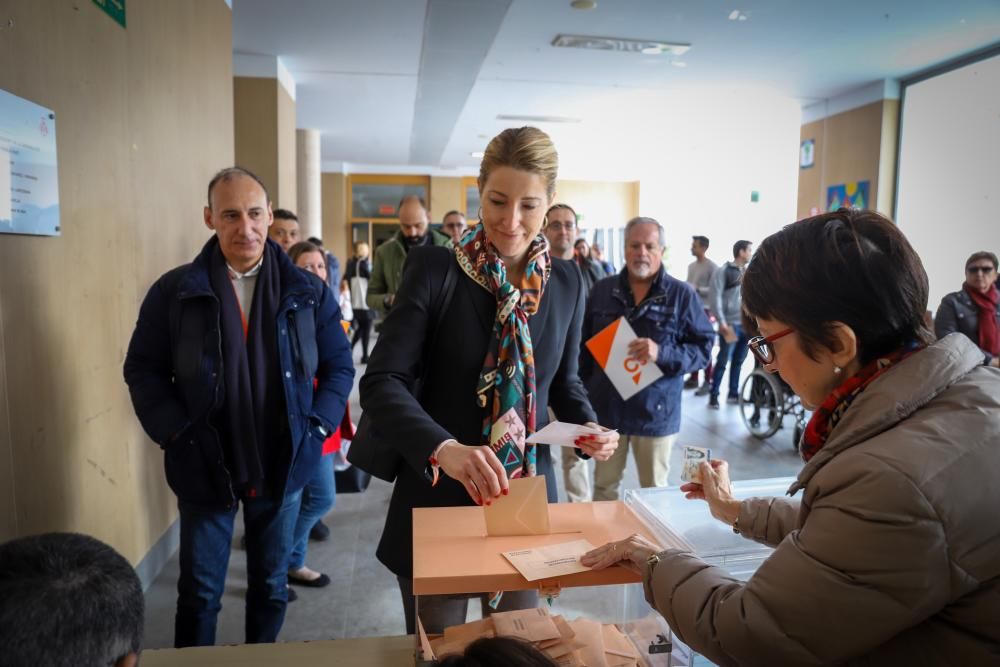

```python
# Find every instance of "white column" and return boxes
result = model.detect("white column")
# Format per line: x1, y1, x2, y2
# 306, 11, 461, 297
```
296, 128, 322, 241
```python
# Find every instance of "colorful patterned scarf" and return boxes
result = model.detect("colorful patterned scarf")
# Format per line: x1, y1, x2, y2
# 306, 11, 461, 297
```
800, 342, 924, 462
455, 226, 550, 478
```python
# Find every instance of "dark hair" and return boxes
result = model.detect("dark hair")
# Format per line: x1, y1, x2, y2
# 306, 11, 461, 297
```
435, 636, 559, 667
0, 533, 144, 667
742, 209, 932, 364
273, 208, 298, 222
443, 210, 466, 221
288, 241, 324, 267
207, 166, 269, 208
546, 203, 577, 225
398, 194, 428, 213
733, 240, 752, 259
966, 251, 998, 271
307, 236, 324, 246
692, 235, 710, 248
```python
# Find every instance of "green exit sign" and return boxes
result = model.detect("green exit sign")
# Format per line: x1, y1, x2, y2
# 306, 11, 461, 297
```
93, 0, 126, 28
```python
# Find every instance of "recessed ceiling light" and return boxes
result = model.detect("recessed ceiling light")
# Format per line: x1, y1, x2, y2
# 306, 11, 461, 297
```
671, 61, 687, 68
728, 9, 749, 21
470, 151, 484, 158
571, 0, 597, 9
552, 34, 690, 56
496, 114, 582, 124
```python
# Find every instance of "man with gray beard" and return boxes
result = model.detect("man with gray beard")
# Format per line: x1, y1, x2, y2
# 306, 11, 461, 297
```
580, 217, 714, 500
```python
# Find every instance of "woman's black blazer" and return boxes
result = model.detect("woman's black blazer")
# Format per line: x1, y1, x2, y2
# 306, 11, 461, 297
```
360, 245, 597, 578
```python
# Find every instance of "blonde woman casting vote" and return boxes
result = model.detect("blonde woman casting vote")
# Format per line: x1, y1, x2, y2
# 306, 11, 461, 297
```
359, 127, 618, 635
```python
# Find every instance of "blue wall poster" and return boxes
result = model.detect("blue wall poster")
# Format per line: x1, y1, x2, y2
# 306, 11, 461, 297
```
0, 88, 60, 236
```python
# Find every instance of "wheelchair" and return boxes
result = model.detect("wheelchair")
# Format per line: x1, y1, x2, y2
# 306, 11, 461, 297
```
737, 363, 807, 449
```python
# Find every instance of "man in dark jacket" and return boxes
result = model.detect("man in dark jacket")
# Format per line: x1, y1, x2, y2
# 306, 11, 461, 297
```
123, 167, 354, 648
581, 217, 714, 501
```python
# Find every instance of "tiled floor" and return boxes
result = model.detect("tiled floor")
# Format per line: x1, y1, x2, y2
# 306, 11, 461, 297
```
142, 347, 805, 648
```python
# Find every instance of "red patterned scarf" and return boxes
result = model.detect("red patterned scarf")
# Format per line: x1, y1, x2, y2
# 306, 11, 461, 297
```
454, 226, 551, 478
800, 343, 924, 462
964, 282, 1000, 356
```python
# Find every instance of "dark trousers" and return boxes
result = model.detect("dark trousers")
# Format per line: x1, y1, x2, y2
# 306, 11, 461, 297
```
397, 576, 539, 635
174, 489, 301, 647
710, 324, 751, 399
351, 309, 373, 359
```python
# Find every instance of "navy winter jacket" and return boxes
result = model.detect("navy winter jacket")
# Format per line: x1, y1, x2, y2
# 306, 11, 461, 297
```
580, 268, 714, 436
123, 238, 355, 509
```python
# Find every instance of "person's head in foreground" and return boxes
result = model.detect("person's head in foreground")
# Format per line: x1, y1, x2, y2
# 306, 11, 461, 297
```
0, 532, 144, 667
288, 240, 328, 282
435, 636, 559, 667
741, 208, 932, 410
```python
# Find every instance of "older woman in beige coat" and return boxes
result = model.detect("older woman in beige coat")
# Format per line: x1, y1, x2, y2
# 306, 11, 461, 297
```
584, 210, 1000, 666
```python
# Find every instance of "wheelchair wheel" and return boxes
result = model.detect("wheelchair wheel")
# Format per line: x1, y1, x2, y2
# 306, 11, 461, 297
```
739, 369, 785, 439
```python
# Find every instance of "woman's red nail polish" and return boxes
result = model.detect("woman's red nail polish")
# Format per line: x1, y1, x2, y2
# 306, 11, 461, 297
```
502, 488, 509, 496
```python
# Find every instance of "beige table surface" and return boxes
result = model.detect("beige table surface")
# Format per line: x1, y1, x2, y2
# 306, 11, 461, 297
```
140, 634, 414, 666
413, 500, 656, 595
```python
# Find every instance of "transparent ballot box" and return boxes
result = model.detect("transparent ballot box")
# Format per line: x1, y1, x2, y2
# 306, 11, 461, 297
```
411, 501, 660, 665
621, 477, 797, 666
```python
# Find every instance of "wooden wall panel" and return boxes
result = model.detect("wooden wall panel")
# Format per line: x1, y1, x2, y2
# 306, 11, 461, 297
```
554, 179, 640, 227
430, 176, 464, 221
0, 0, 233, 562
234, 77, 279, 204
321, 172, 349, 261
796, 101, 895, 220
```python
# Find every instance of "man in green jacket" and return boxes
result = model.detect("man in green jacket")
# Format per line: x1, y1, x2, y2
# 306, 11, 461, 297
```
367, 194, 450, 315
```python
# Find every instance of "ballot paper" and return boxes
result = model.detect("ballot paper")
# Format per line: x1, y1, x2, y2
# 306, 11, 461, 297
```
525, 421, 618, 448
585, 316, 663, 400
681, 445, 712, 484
484, 476, 551, 536
501, 539, 595, 581
491, 607, 562, 643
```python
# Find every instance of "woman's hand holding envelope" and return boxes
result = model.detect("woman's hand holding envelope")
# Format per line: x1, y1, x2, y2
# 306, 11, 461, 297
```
436, 441, 509, 506
575, 422, 619, 461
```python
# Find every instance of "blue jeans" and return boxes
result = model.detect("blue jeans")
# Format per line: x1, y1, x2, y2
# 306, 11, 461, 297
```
174, 488, 302, 647
710, 324, 751, 399
288, 452, 336, 570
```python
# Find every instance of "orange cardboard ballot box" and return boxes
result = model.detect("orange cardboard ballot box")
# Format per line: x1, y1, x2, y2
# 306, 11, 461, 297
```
412, 500, 656, 596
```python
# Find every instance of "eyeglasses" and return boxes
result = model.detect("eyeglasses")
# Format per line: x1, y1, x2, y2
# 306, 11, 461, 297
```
546, 222, 576, 231
966, 265, 996, 274
747, 328, 794, 365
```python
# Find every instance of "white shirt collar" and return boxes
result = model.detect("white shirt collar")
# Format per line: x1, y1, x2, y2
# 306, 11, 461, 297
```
227, 255, 264, 280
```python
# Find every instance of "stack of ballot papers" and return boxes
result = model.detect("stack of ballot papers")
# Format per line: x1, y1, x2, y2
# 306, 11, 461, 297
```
424, 607, 644, 666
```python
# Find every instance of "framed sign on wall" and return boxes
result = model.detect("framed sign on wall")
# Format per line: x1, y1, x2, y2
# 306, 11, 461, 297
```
0, 88, 60, 236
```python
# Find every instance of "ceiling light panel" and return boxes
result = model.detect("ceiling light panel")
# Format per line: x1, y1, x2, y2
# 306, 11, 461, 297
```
551, 34, 691, 56
496, 114, 582, 124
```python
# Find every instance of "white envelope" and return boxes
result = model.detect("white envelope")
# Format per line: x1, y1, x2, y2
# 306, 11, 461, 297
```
525, 421, 617, 448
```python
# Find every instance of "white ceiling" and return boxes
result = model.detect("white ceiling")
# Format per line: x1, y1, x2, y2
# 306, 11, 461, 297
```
232, 0, 1000, 178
